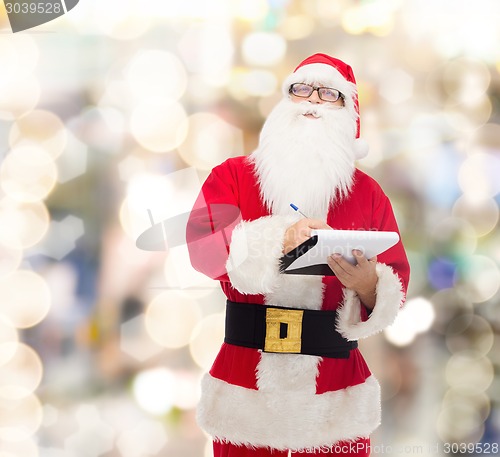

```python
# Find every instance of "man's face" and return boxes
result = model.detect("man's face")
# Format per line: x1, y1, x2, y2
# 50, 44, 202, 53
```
289, 82, 345, 119
253, 81, 357, 216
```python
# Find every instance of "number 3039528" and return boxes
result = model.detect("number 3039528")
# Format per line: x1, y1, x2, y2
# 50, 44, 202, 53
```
5, 2, 62, 14
444, 442, 499, 454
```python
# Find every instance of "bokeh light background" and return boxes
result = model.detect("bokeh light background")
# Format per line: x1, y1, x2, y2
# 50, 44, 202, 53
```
0, 0, 500, 456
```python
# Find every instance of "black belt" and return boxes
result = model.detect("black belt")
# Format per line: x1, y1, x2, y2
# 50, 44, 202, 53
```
224, 300, 357, 358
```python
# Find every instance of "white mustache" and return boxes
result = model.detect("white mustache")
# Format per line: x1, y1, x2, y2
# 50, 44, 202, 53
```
295, 101, 340, 118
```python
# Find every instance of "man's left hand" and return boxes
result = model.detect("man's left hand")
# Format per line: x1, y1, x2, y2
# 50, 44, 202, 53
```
327, 250, 378, 310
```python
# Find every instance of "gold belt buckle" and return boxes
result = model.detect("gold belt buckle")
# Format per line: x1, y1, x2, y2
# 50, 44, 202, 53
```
264, 308, 304, 353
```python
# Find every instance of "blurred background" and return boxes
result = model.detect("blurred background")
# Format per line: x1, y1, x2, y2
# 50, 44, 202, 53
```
0, 0, 499, 455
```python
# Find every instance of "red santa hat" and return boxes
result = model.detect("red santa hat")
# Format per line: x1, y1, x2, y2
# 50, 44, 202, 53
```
282, 53, 369, 160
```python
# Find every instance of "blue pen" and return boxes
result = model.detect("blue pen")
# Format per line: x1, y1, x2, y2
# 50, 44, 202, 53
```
290, 203, 309, 218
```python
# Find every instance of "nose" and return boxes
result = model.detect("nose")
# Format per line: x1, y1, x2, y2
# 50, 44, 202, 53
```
307, 88, 322, 104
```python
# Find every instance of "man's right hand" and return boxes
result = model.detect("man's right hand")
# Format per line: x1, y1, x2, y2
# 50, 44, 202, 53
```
282, 218, 331, 254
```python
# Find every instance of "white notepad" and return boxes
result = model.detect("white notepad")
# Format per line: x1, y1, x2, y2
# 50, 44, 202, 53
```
280, 230, 399, 276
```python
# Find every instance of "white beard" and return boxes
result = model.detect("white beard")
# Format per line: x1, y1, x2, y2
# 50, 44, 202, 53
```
250, 98, 357, 219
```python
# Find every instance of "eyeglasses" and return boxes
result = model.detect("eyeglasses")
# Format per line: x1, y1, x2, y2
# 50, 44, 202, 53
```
289, 83, 344, 103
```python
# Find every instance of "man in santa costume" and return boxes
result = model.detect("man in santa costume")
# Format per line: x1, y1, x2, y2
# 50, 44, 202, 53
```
186, 53, 410, 456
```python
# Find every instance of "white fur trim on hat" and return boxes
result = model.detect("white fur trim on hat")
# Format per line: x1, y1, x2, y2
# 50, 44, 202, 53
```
336, 263, 405, 340
197, 372, 380, 450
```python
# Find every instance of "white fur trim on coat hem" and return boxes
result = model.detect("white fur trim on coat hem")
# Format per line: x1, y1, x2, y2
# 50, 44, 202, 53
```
197, 373, 381, 450
226, 215, 296, 295
336, 263, 405, 341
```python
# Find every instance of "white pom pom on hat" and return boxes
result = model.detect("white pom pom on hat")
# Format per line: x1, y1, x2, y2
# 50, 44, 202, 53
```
282, 53, 369, 160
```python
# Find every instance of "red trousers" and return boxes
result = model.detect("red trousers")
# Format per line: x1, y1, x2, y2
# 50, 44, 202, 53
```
213, 438, 371, 456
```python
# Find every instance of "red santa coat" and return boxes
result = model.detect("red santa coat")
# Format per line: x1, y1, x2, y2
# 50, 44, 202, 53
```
187, 156, 410, 451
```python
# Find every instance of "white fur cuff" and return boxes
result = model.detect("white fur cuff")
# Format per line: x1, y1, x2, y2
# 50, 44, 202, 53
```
336, 263, 405, 340
226, 215, 295, 295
